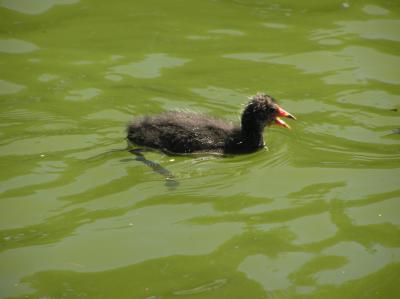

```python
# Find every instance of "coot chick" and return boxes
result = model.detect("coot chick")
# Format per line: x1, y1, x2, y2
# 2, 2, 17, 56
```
127, 93, 295, 155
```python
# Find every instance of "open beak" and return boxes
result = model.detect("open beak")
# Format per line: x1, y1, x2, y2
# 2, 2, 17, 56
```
274, 107, 296, 129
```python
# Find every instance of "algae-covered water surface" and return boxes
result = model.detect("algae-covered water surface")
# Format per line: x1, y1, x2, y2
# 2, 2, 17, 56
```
0, 0, 400, 298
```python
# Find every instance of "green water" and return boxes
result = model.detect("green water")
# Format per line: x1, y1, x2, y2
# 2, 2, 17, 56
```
1, 0, 400, 298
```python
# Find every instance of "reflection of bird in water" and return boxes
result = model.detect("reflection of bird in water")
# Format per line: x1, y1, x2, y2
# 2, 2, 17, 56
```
129, 149, 179, 188
388, 128, 400, 135
387, 108, 399, 136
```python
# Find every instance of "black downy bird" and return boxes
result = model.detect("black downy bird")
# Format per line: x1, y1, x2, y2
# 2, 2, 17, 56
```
127, 92, 296, 155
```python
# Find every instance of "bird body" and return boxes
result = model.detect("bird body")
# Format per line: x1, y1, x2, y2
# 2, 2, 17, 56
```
128, 111, 234, 154
127, 93, 295, 155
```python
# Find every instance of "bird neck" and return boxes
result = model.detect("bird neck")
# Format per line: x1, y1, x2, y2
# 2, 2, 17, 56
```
240, 114, 265, 148
240, 126, 264, 148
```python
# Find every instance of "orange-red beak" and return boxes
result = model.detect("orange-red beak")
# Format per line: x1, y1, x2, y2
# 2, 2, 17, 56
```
274, 107, 296, 129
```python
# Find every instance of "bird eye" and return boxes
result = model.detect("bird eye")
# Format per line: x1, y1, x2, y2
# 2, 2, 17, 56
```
268, 106, 277, 114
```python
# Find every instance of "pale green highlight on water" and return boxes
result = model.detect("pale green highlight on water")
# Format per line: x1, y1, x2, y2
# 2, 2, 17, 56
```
0, 0, 400, 298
